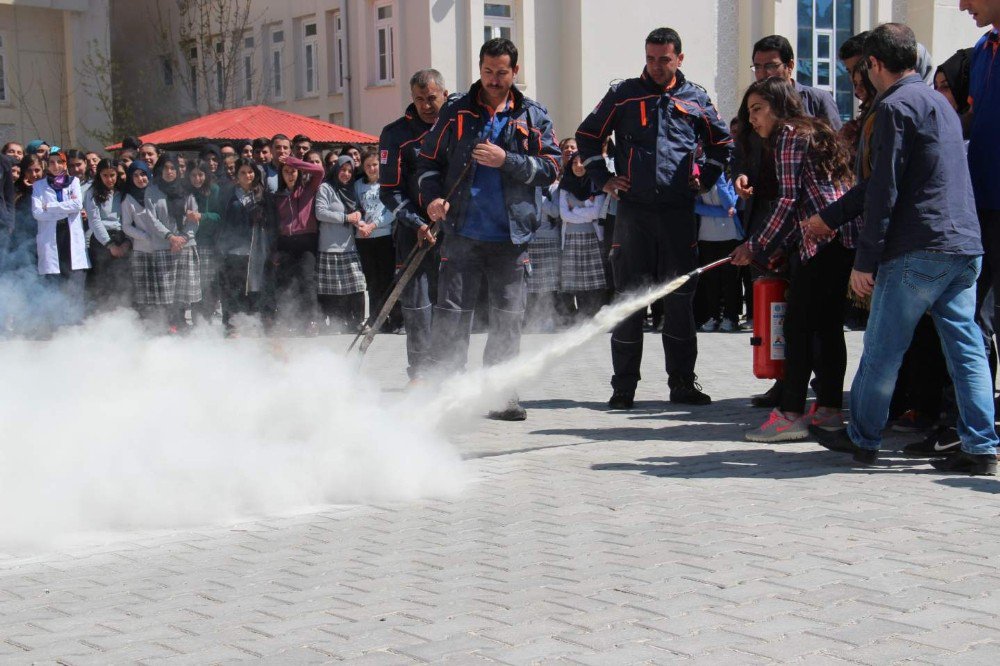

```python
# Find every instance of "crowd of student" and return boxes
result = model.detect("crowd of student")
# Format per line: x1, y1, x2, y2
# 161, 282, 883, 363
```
0, 1, 997, 475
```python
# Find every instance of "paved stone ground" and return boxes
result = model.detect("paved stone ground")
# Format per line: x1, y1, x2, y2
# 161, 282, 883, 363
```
3, 330, 1000, 665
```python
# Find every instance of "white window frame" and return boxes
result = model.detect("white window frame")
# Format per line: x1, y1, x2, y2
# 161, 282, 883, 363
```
331, 10, 346, 93
270, 25, 285, 100
214, 40, 226, 105
242, 34, 254, 102
483, 1, 515, 43
373, 1, 396, 85
0, 33, 7, 103
804, 0, 837, 94
302, 20, 319, 96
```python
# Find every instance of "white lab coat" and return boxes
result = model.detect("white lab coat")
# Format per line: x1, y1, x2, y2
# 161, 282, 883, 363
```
32, 176, 90, 275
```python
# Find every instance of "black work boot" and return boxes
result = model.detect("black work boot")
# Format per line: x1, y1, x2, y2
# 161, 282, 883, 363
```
608, 391, 635, 410
669, 375, 711, 405
751, 381, 783, 408
930, 450, 997, 476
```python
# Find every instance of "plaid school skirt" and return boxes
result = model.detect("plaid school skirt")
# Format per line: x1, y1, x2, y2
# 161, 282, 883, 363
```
526, 237, 561, 294
131, 246, 202, 306
317, 250, 366, 296
198, 247, 219, 288
560, 232, 607, 292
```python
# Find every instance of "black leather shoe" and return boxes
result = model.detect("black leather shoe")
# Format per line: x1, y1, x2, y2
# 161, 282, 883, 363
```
750, 381, 782, 408
608, 391, 635, 410
808, 425, 879, 465
488, 398, 527, 421
669, 376, 711, 405
930, 450, 997, 476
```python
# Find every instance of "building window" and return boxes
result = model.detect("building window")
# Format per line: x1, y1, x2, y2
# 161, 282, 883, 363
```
0, 34, 7, 103
270, 26, 285, 99
215, 41, 225, 105
797, 0, 854, 121
242, 35, 254, 101
484, 1, 515, 43
303, 20, 318, 95
331, 10, 346, 92
161, 57, 174, 87
188, 46, 199, 106
374, 2, 395, 84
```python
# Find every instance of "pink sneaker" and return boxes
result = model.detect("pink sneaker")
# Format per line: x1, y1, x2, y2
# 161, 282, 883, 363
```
746, 408, 810, 442
808, 404, 845, 432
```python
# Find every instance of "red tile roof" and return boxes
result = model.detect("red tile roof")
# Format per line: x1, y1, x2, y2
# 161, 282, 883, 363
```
107, 105, 378, 151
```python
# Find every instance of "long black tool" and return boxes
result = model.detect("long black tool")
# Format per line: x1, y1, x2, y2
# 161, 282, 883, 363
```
347, 157, 476, 355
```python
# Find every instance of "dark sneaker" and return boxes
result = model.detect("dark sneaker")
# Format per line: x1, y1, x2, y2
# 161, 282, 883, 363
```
608, 391, 635, 410
808, 425, 879, 465
488, 398, 527, 421
751, 381, 782, 408
670, 377, 711, 405
930, 450, 997, 476
902, 426, 960, 458
890, 409, 935, 433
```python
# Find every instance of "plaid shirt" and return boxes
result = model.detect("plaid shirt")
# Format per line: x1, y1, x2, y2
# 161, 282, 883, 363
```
746, 124, 859, 262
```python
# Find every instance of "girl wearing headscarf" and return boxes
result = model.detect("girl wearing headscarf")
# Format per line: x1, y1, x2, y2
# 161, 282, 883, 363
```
270, 154, 324, 334
32, 151, 90, 327
188, 159, 224, 325
84, 157, 131, 312
314, 155, 367, 331
1, 155, 46, 334
934, 48, 973, 117
558, 152, 607, 320
216, 157, 275, 336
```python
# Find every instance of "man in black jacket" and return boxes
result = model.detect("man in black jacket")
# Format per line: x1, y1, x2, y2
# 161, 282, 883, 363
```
576, 27, 733, 409
379, 69, 450, 381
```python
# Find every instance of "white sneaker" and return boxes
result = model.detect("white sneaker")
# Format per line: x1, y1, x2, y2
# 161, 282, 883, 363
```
719, 318, 737, 332
699, 318, 719, 332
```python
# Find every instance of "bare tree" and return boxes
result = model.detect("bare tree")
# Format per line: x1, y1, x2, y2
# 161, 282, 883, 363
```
152, 0, 261, 115
77, 39, 142, 147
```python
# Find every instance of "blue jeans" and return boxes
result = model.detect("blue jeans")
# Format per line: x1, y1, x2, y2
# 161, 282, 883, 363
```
849, 252, 997, 455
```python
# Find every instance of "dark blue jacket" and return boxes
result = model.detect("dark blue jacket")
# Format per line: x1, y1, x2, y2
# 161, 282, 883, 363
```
576, 69, 732, 207
832, 74, 981, 272
379, 103, 434, 231
416, 82, 561, 245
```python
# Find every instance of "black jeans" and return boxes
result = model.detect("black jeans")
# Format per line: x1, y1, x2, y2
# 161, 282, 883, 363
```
695, 239, 742, 325
430, 233, 528, 373
219, 254, 260, 330
270, 233, 319, 327
609, 201, 699, 392
357, 234, 401, 329
86, 238, 132, 314
779, 241, 854, 414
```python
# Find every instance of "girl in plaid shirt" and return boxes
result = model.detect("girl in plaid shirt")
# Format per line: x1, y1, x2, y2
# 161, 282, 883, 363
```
731, 78, 860, 443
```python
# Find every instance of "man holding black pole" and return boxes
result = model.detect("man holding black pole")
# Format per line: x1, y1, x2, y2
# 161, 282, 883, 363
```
417, 38, 560, 421
379, 69, 450, 382
576, 27, 733, 410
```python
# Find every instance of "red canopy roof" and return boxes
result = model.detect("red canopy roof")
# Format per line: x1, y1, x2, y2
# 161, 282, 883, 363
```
106, 105, 377, 151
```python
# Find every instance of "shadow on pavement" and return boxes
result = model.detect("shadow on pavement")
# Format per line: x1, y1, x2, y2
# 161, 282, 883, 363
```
934, 477, 1000, 493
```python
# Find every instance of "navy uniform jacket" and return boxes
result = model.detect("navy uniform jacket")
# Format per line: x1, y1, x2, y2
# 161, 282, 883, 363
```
379, 102, 435, 231
576, 69, 732, 208
415, 81, 561, 245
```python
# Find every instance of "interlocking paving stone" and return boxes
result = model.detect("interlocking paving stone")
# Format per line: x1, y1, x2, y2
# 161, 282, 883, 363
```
2, 331, 1000, 663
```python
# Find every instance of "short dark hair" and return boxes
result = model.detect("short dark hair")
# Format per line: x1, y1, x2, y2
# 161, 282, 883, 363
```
864, 23, 917, 73
838, 31, 870, 61
252, 137, 271, 151
479, 38, 518, 68
753, 35, 794, 64
271, 133, 291, 145
120, 135, 142, 151
292, 134, 312, 145
645, 28, 682, 54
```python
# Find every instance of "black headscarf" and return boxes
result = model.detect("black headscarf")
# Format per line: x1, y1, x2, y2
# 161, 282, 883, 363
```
327, 155, 359, 214
153, 152, 189, 226
199, 143, 227, 180
123, 160, 152, 206
558, 152, 598, 202
936, 48, 973, 115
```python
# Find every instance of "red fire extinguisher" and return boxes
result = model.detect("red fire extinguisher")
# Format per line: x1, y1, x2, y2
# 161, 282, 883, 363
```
751, 277, 789, 379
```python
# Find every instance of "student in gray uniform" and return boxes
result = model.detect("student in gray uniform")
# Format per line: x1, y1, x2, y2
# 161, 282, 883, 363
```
558, 152, 607, 320
84, 157, 131, 312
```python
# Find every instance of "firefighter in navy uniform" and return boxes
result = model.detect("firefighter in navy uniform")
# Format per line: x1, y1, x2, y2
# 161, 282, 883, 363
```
378, 69, 451, 381
576, 27, 733, 409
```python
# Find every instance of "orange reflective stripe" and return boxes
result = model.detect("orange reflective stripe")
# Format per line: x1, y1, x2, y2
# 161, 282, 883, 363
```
640, 100, 647, 127
457, 114, 464, 140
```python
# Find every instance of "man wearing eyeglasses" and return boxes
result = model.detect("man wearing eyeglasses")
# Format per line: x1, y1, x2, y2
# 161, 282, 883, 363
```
736, 34, 843, 409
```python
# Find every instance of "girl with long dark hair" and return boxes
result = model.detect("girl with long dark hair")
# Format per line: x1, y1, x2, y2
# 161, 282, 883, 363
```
84, 158, 131, 311
216, 157, 274, 335
731, 77, 860, 443
187, 159, 224, 324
